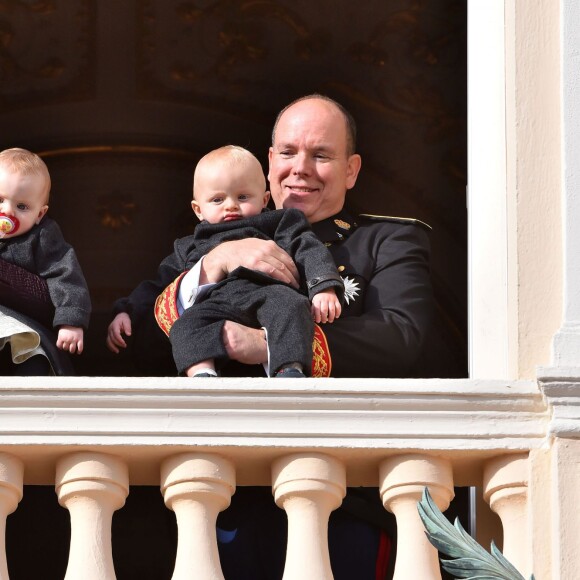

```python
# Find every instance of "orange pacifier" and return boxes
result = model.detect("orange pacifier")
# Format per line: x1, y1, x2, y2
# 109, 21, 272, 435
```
0, 214, 19, 237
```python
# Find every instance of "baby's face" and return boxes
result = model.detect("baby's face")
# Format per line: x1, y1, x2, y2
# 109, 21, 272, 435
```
0, 167, 48, 238
192, 161, 269, 224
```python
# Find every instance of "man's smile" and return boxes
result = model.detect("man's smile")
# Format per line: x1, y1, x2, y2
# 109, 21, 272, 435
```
284, 185, 318, 194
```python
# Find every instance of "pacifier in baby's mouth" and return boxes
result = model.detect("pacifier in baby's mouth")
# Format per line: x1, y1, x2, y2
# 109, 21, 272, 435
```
0, 213, 19, 237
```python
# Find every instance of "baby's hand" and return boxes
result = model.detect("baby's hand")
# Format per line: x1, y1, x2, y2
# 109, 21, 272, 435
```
106, 312, 132, 354
311, 289, 342, 324
57, 326, 84, 354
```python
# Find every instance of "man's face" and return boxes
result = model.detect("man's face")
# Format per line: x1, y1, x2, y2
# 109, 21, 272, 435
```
268, 99, 361, 223
0, 167, 48, 238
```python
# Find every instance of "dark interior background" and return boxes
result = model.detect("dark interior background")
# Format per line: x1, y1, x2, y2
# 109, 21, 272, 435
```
0, 0, 467, 376
2, 2, 469, 578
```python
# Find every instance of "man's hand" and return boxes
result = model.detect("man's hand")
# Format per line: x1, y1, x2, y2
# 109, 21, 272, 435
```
222, 320, 268, 365
311, 289, 342, 324
57, 326, 84, 354
202, 239, 300, 288
106, 312, 132, 354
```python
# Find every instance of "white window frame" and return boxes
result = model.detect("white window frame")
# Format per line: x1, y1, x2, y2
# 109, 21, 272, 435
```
469, 0, 580, 376
468, 0, 514, 378
551, 0, 580, 369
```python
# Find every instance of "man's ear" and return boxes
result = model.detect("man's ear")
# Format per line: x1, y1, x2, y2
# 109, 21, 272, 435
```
35, 205, 48, 225
345, 154, 362, 190
263, 190, 271, 207
191, 200, 203, 221
267, 147, 274, 182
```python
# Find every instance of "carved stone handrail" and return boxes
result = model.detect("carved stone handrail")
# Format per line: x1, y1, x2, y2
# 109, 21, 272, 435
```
0, 377, 546, 487
56, 452, 129, 580
0, 454, 22, 580
381, 455, 454, 579
161, 453, 235, 580
273, 453, 346, 580
0, 375, 556, 578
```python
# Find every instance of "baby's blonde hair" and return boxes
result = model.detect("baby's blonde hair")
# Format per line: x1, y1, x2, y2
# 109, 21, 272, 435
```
193, 145, 265, 199
0, 148, 51, 202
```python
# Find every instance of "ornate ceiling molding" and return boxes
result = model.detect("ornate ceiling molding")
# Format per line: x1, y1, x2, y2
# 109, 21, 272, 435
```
0, 0, 96, 110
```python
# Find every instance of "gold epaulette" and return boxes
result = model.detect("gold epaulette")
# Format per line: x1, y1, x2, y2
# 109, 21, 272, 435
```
358, 214, 432, 230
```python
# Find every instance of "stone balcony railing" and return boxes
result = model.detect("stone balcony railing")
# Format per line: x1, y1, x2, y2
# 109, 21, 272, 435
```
0, 371, 578, 580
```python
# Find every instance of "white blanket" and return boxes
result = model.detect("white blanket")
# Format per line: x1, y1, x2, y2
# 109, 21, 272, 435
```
0, 311, 52, 370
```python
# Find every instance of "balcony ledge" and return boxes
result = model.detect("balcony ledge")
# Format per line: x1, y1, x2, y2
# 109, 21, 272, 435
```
0, 376, 549, 485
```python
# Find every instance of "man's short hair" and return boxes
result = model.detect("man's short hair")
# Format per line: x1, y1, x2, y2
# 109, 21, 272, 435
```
0, 148, 51, 201
271, 94, 357, 156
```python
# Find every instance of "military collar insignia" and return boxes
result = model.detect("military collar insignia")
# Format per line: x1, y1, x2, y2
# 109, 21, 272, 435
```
334, 219, 351, 230
312, 210, 357, 243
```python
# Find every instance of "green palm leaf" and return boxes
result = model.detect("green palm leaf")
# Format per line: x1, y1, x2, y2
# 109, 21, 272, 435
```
417, 488, 534, 580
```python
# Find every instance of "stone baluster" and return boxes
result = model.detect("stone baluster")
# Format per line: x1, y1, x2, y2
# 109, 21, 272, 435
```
272, 453, 346, 580
0, 454, 23, 580
380, 454, 454, 580
161, 453, 235, 580
483, 453, 529, 577
56, 452, 129, 580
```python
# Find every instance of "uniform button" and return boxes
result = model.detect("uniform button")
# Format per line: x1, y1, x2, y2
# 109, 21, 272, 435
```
338, 266, 345, 272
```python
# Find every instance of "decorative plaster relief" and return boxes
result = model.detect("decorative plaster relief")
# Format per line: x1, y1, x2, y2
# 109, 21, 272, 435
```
0, 0, 96, 110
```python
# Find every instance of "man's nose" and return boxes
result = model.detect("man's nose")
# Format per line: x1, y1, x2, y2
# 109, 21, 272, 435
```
292, 153, 311, 176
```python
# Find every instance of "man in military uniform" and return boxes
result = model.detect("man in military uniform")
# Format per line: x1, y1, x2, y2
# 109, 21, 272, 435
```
212, 94, 432, 579
108, 94, 433, 379
107, 94, 434, 579
150, 94, 433, 379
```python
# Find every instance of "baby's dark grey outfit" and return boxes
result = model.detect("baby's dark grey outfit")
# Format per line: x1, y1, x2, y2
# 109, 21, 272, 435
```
169, 208, 343, 376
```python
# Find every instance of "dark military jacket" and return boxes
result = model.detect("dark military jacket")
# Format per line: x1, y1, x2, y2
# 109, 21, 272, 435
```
310, 208, 433, 377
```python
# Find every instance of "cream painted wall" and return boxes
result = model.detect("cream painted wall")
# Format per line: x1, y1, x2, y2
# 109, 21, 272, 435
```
469, 0, 562, 380
468, 0, 563, 379
507, 0, 562, 379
